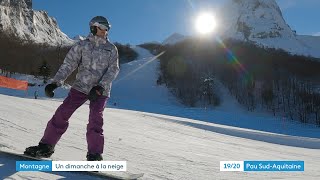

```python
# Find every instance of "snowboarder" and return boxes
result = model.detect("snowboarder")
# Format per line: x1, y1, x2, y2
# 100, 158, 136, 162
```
24, 16, 120, 161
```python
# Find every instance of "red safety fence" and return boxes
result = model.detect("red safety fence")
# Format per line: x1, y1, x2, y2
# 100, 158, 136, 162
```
0, 76, 28, 90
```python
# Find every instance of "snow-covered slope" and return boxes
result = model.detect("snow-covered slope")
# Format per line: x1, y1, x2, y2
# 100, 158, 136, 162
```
0, 0, 73, 45
109, 46, 177, 108
296, 35, 320, 56
162, 33, 187, 45
0, 94, 320, 180
218, 0, 320, 58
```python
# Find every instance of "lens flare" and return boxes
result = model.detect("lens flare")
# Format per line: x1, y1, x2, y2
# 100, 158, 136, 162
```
195, 13, 217, 34
215, 37, 253, 85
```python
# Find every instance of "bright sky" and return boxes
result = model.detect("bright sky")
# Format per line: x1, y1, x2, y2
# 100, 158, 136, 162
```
33, 0, 320, 45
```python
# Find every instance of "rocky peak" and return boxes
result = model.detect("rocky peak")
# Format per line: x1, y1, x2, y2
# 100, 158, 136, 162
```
220, 0, 295, 40
0, 0, 73, 45
0, 0, 32, 9
217, 0, 320, 58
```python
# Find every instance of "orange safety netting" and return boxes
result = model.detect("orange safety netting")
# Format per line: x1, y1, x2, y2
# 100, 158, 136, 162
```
0, 76, 28, 90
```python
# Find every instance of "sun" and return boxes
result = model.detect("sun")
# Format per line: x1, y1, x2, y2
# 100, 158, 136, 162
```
195, 12, 217, 34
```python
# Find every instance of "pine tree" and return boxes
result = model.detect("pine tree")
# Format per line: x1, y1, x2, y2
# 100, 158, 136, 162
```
38, 61, 51, 84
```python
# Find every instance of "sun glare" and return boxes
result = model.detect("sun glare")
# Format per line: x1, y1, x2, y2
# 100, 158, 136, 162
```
195, 12, 217, 34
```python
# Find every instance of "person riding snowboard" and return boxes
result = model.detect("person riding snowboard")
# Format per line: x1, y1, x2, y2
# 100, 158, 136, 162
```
24, 16, 120, 161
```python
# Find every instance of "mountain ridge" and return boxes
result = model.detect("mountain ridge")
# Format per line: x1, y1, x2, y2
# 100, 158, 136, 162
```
218, 0, 320, 58
0, 0, 73, 46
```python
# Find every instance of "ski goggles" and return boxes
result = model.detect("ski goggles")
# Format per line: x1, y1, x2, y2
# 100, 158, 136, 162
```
91, 22, 110, 31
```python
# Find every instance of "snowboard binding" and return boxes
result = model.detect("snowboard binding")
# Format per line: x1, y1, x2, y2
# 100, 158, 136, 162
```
24, 143, 55, 158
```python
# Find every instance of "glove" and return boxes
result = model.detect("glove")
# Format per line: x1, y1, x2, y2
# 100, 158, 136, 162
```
45, 83, 58, 98
88, 85, 104, 102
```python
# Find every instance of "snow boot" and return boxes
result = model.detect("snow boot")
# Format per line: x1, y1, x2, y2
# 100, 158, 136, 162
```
86, 152, 103, 161
24, 142, 55, 158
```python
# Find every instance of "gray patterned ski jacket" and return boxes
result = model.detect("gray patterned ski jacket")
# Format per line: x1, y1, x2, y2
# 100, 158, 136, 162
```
53, 34, 120, 97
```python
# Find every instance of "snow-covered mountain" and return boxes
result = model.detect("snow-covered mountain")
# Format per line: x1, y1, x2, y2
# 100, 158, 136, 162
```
72, 35, 86, 41
162, 33, 187, 45
218, 0, 320, 58
0, 0, 73, 46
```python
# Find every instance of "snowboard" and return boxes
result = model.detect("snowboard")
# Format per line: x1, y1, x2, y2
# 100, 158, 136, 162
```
0, 149, 144, 180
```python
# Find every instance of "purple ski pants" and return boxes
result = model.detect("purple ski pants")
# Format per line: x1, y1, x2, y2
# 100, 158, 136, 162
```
40, 88, 108, 154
